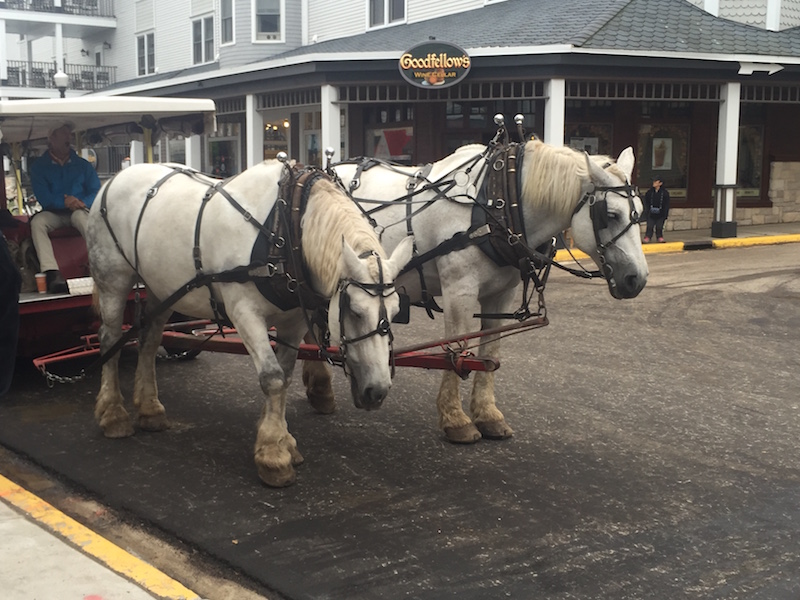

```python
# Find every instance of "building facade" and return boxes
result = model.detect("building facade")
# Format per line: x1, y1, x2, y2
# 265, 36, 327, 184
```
3, 0, 800, 234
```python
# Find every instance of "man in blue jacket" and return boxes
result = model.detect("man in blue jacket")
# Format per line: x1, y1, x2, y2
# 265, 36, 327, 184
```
30, 123, 101, 293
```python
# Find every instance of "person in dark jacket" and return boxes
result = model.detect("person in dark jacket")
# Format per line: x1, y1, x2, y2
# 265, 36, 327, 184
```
1, 230, 21, 397
643, 177, 670, 243
29, 123, 101, 293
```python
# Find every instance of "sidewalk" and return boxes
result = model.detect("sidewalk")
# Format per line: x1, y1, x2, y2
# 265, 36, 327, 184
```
0, 472, 202, 600
1, 220, 798, 600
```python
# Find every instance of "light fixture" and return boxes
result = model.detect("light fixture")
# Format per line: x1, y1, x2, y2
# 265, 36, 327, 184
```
103, 41, 112, 50
283, 119, 289, 128
53, 70, 69, 98
80, 49, 89, 56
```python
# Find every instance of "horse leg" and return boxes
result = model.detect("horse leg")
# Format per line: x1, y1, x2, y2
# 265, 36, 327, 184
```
470, 290, 516, 440
470, 337, 513, 440
273, 335, 306, 467
301, 330, 336, 414
436, 292, 481, 444
94, 281, 136, 438
227, 303, 303, 487
132, 308, 172, 432
436, 370, 481, 443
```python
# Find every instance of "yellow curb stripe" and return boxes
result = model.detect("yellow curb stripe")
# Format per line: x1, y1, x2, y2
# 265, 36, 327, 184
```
0, 474, 200, 600
712, 234, 800, 249
554, 248, 589, 262
642, 242, 685, 254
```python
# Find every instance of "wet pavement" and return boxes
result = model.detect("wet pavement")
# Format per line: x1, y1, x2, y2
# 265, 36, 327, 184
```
1, 227, 800, 600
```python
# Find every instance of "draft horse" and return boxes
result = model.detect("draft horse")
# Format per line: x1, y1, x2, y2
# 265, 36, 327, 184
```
303, 131, 648, 443
87, 159, 413, 486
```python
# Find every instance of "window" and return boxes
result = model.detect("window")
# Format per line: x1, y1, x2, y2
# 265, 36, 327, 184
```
193, 16, 214, 64
221, 0, 234, 44
369, 0, 405, 27
255, 0, 281, 41
137, 32, 155, 76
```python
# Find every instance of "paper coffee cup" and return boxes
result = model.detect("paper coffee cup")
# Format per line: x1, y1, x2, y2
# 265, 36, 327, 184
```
35, 272, 47, 294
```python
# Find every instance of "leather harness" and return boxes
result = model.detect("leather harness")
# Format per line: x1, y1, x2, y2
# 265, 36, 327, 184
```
95, 163, 333, 363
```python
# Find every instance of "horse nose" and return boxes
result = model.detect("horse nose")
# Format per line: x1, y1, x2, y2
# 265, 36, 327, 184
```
363, 386, 389, 409
623, 273, 646, 297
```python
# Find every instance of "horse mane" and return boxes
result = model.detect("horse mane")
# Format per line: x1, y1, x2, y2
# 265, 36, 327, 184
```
301, 177, 386, 296
519, 139, 622, 221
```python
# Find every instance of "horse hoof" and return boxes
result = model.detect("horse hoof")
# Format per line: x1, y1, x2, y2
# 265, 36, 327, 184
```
307, 391, 336, 415
138, 413, 171, 432
476, 419, 514, 440
257, 464, 297, 488
443, 423, 482, 444
289, 446, 305, 466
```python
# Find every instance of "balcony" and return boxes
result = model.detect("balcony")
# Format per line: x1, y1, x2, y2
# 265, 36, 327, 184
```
5, 60, 116, 92
0, 0, 114, 18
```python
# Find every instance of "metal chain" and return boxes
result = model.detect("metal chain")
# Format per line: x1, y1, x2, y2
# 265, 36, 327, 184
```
41, 369, 87, 387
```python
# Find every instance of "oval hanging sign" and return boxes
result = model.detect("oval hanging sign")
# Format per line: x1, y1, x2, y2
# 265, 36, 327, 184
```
398, 41, 471, 89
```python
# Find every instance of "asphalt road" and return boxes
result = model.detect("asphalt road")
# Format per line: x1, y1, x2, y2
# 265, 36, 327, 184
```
2, 244, 800, 600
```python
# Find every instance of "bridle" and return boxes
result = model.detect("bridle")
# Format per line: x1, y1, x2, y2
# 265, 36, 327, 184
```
572, 180, 641, 282
336, 250, 397, 376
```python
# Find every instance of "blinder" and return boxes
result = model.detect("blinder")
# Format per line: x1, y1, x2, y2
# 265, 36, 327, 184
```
574, 180, 641, 286
336, 250, 399, 376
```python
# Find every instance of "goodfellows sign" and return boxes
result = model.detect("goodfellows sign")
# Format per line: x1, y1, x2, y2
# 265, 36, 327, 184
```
398, 41, 471, 89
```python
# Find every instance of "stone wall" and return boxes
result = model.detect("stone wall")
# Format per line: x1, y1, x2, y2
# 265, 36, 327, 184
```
651, 161, 800, 231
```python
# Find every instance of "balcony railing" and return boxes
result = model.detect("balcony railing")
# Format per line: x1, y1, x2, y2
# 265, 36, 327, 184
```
5, 60, 116, 91
0, 0, 114, 18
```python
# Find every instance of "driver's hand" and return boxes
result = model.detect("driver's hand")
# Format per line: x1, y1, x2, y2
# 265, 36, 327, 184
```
64, 195, 86, 211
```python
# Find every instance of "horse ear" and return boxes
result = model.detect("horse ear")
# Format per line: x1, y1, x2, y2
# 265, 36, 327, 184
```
340, 238, 369, 280
385, 236, 415, 281
616, 147, 635, 181
585, 153, 614, 187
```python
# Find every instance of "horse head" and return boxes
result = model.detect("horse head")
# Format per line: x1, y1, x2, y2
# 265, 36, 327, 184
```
328, 235, 414, 410
570, 148, 649, 299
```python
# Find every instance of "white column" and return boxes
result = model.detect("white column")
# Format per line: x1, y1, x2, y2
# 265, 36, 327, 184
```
129, 140, 144, 165
185, 135, 202, 170
766, 0, 781, 30
245, 94, 264, 168
544, 78, 565, 147
320, 84, 341, 163
713, 81, 741, 237
0, 20, 7, 81
55, 23, 63, 70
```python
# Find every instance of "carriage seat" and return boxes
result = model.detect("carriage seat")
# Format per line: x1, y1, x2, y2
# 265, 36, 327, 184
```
1, 215, 90, 280
47, 226, 91, 280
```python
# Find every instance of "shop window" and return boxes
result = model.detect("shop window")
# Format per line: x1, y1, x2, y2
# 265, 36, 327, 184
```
363, 103, 413, 161
566, 124, 613, 156
637, 124, 689, 198
366, 127, 413, 163
209, 121, 240, 176
737, 125, 763, 202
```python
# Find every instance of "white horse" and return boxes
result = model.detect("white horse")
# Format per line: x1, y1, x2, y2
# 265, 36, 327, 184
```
87, 160, 413, 487
303, 137, 648, 443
